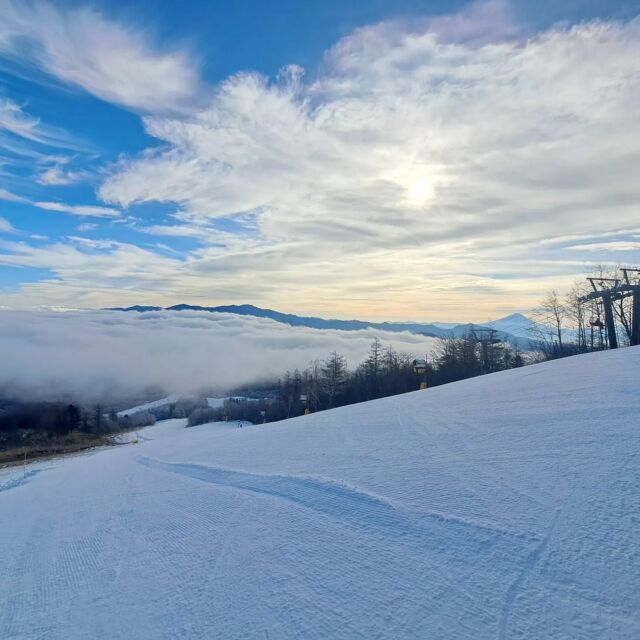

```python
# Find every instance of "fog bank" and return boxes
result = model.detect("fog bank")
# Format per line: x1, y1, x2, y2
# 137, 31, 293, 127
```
0, 310, 436, 401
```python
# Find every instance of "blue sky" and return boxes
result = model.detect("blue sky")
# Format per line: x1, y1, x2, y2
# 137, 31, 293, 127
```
0, 0, 639, 320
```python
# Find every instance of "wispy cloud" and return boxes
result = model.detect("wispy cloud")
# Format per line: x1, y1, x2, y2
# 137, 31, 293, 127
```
0, 1, 202, 113
0, 187, 120, 218
0, 187, 27, 203
0, 98, 42, 142
37, 163, 87, 186
77, 222, 99, 232
567, 241, 640, 252
0, 96, 85, 150
143, 224, 211, 239
0, 216, 16, 233
35, 201, 120, 218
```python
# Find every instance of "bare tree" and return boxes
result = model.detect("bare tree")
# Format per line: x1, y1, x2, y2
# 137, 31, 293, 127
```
364, 338, 383, 399
565, 281, 591, 353
321, 351, 347, 409
531, 290, 568, 358
303, 360, 323, 412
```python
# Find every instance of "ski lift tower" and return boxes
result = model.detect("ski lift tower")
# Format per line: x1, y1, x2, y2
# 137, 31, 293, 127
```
578, 268, 640, 349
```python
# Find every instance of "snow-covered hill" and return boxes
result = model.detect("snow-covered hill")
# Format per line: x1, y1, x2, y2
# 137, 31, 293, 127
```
1, 348, 639, 639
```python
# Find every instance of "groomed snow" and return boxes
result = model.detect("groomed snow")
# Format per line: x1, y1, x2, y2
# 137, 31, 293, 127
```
1, 348, 639, 639
116, 394, 195, 417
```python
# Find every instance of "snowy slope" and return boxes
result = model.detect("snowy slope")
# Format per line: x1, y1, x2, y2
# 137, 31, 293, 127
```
116, 394, 196, 417
1, 348, 639, 639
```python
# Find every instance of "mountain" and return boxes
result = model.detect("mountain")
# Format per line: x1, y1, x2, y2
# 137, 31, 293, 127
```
105, 305, 163, 312
484, 312, 537, 339
160, 304, 533, 347
2, 347, 637, 638
104, 303, 538, 347
167, 303, 452, 336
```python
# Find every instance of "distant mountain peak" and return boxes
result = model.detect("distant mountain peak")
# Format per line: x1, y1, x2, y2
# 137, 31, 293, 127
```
495, 312, 530, 322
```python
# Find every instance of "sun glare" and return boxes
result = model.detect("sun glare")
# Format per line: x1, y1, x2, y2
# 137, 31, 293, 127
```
405, 175, 436, 206
393, 165, 442, 207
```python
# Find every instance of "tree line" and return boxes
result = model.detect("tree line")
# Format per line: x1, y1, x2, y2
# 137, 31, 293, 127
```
199, 265, 639, 426
192, 333, 527, 426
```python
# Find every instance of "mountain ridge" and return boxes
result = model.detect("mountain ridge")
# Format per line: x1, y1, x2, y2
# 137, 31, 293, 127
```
105, 303, 534, 347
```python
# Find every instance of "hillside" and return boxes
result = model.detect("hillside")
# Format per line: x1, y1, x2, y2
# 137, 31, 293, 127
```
1, 348, 638, 639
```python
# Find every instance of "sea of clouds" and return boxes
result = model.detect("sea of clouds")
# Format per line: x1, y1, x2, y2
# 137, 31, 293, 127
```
0, 309, 436, 401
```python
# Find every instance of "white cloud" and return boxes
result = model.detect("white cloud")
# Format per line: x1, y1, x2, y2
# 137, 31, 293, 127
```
0, 1, 202, 113
567, 241, 640, 251
77, 222, 99, 232
34, 201, 120, 218
0, 98, 41, 142
413, 0, 521, 45
0, 96, 85, 150
94, 7, 640, 320
0, 97, 90, 202
0, 187, 27, 203
0, 187, 118, 220
37, 164, 86, 186
143, 224, 211, 238
0, 216, 16, 233
0, 309, 436, 400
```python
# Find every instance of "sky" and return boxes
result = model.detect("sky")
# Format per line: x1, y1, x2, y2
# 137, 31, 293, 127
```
0, 0, 639, 322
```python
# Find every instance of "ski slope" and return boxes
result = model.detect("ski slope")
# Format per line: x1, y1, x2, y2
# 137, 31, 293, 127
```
1, 348, 639, 639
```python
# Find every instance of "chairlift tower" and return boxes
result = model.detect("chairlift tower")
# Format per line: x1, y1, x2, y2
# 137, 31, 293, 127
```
579, 268, 640, 349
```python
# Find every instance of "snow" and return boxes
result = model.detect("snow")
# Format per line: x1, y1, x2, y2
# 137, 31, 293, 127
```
206, 396, 257, 409
117, 395, 258, 418
117, 394, 195, 417
1, 347, 639, 639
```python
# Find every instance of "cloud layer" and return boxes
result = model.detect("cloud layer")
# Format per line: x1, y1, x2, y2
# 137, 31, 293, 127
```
0, 310, 437, 401
0, 2, 639, 320
96, 7, 640, 315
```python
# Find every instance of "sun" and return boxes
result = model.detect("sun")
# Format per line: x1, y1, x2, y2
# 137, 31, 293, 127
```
389, 163, 441, 207
405, 175, 436, 206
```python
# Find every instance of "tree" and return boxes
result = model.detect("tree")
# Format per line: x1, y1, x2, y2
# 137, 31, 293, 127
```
321, 351, 348, 408
531, 290, 568, 358
94, 404, 103, 433
565, 282, 590, 353
67, 404, 81, 431
302, 360, 323, 412
363, 338, 383, 399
